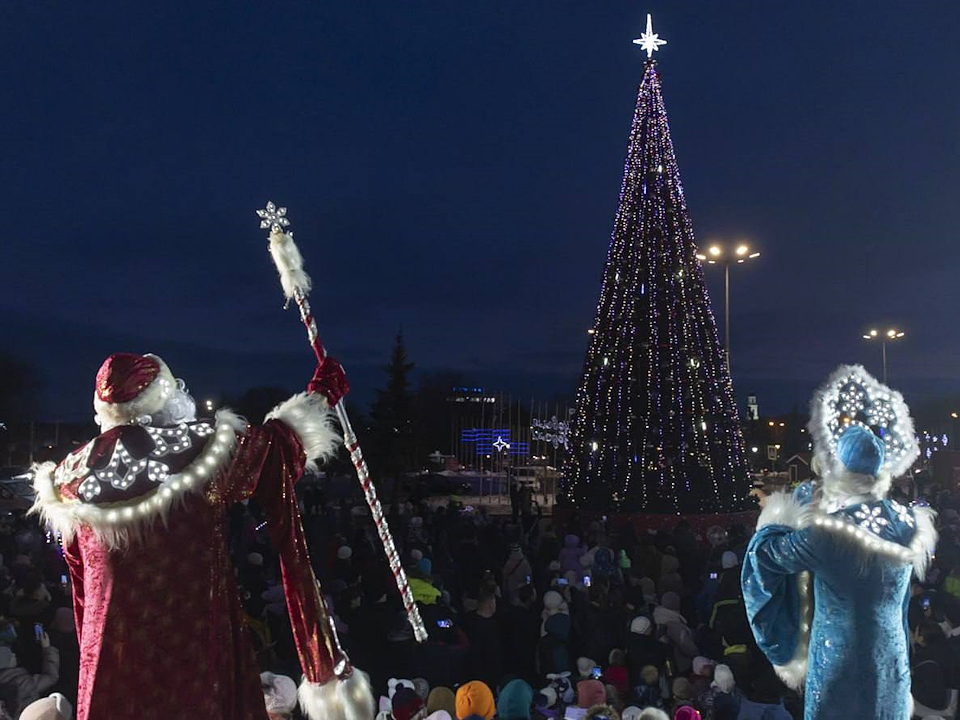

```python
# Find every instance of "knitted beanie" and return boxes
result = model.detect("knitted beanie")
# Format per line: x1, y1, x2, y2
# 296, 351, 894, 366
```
455, 681, 495, 720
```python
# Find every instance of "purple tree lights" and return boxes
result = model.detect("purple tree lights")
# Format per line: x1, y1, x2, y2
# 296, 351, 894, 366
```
564, 59, 750, 515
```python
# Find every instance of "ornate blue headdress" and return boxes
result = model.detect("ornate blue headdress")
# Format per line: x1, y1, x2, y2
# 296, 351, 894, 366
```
809, 364, 919, 479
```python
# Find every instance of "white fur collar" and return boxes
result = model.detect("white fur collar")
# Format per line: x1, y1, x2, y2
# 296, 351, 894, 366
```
756, 491, 938, 690
31, 410, 247, 549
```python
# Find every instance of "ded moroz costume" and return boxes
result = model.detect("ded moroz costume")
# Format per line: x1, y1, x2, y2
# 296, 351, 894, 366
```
741, 365, 937, 719
31, 351, 373, 720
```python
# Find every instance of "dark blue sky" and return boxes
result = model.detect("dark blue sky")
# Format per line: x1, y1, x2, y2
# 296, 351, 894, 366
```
3, 3, 960, 421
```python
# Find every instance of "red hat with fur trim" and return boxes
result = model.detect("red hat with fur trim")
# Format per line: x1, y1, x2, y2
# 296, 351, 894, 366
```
93, 353, 176, 429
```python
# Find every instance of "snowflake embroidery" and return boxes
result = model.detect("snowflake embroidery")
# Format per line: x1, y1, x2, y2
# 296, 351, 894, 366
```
256, 201, 291, 232
889, 499, 915, 528
853, 504, 889, 534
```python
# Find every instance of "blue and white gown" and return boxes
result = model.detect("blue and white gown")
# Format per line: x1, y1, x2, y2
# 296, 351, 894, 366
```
742, 487, 937, 720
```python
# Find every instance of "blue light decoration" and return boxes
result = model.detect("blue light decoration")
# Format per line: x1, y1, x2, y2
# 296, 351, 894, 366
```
563, 45, 750, 514
461, 428, 530, 457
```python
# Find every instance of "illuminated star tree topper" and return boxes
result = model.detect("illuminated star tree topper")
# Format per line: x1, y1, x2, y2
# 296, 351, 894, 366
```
633, 13, 667, 59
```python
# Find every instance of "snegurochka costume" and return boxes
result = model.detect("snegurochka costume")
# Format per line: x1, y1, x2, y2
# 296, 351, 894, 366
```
742, 365, 937, 719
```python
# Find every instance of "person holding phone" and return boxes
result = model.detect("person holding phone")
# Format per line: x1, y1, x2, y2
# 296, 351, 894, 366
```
0, 626, 60, 716
502, 544, 533, 602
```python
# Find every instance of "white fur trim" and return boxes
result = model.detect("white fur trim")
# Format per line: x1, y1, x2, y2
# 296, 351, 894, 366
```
772, 570, 812, 690
93, 354, 176, 431
31, 410, 247, 549
299, 670, 375, 720
265, 392, 341, 473
911, 505, 938, 581
756, 491, 812, 531
269, 229, 313, 299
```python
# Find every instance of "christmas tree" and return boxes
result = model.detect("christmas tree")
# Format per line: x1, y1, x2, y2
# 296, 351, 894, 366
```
564, 24, 750, 514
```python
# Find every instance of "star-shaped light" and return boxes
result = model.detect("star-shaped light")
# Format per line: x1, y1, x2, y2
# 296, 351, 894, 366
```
257, 201, 291, 233
633, 13, 667, 59
493, 436, 511, 452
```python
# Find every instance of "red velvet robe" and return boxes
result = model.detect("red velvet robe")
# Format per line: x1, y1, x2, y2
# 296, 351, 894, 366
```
56, 418, 317, 720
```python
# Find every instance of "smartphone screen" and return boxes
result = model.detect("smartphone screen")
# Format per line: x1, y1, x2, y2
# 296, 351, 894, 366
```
34, 623, 43, 641
591, 666, 602, 679
436, 619, 452, 629
710, 572, 718, 580
557, 577, 568, 586
583, 575, 592, 587
61, 574, 68, 585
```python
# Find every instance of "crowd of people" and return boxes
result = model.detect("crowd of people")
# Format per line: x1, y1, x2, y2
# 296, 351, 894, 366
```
232, 477, 960, 720
0, 476, 959, 719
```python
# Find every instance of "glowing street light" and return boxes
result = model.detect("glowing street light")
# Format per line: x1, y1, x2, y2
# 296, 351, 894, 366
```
696, 241, 761, 373
862, 328, 904, 384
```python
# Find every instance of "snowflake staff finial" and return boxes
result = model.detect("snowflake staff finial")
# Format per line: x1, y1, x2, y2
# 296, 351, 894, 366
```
256, 201, 291, 233
633, 13, 667, 59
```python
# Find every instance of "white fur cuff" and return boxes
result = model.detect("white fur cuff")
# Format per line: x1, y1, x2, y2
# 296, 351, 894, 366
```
265, 392, 342, 472
299, 670, 375, 720
756, 491, 812, 531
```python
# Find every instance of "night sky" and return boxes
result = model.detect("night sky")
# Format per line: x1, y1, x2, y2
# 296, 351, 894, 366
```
3, 3, 960, 422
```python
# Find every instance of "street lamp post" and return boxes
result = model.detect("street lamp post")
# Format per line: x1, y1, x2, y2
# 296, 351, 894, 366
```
696, 242, 760, 374
861, 328, 904, 384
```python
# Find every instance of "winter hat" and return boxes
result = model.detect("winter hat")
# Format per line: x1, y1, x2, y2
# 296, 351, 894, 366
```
51, 606, 74, 635
536, 686, 558, 711
691, 657, 715, 677
337, 545, 353, 560
543, 590, 567, 615
260, 672, 298, 715
661, 591, 681, 612
639, 666, 659, 685
412, 678, 430, 701
18, 694, 73, 720
389, 678, 417, 699
393, 686, 425, 720
711, 664, 735, 693
497, 679, 534, 720
621, 708, 642, 720
510, 543, 524, 558
661, 555, 680, 575
836, 425, 886, 477
411, 549, 424, 562
455, 681, 495, 720
427, 687, 457, 716
720, 551, 739, 570
630, 616, 652, 635
672, 708, 701, 720
93, 353, 177, 428
247, 552, 264, 567
577, 680, 607, 709
576, 656, 597, 679
417, 557, 433, 576
638, 711, 669, 720
671, 677, 694, 702
0, 646, 14, 669
585, 705, 620, 720
426, 713, 453, 720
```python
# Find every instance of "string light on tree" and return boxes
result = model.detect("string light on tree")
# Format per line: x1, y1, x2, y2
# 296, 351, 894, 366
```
564, 18, 750, 514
